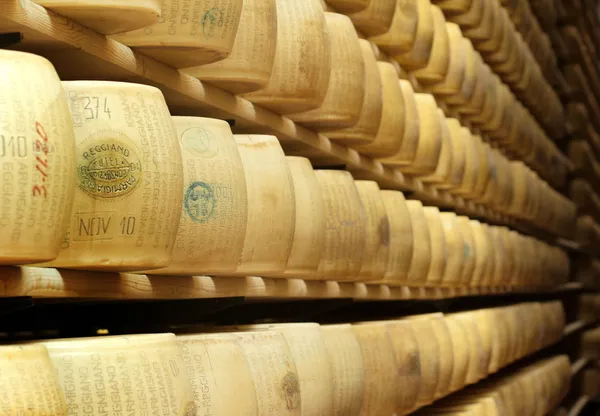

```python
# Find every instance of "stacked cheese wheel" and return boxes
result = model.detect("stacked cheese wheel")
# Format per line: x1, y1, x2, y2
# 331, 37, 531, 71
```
414, 355, 571, 416
578, 294, 600, 322
0, 301, 564, 415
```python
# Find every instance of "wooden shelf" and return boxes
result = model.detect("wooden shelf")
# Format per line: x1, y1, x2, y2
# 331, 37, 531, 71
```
0, 0, 550, 237
569, 396, 590, 416
571, 357, 591, 377
0, 266, 579, 301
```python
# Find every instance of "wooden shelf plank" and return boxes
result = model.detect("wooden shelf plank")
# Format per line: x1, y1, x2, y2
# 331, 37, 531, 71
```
568, 396, 590, 416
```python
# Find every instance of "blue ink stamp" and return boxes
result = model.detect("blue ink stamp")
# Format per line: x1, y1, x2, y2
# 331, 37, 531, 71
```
202, 7, 220, 38
464, 242, 471, 258
185, 181, 216, 223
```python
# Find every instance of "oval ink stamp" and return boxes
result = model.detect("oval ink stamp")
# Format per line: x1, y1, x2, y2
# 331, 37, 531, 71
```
181, 127, 219, 158
201, 7, 222, 38
185, 181, 216, 223
281, 372, 301, 411
77, 139, 142, 198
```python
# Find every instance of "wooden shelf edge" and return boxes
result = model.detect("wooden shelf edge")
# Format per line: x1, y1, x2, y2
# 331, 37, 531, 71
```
569, 396, 590, 416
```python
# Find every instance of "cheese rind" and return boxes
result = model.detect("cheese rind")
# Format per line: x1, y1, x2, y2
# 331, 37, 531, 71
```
183, 0, 277, 94
0, 51, 76, 265
33, 0, 161, 35
112, 0, 244, 67
41, 81, 182, 271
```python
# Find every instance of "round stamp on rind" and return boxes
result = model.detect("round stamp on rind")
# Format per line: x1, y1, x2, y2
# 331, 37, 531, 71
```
201, 7, 222, 39
184, 181, 216, 223
77, 139, 142, 199
181, 127, 220, 158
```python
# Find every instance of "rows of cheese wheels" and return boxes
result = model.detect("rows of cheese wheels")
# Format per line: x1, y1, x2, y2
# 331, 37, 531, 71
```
499, 0, 560, 84
414, 355, 571, 416
32, 0, 569, 192
0, 52, 572, 282
0, 301, 566, 416
430, 0, 565, 138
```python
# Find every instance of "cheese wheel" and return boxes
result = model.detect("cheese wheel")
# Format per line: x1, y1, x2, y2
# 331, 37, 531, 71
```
439, 213, 465, 286
447, 0, 483, 28
380, 190, 414, 284
355, 62, 406, 158
450, 312, 488, 383
384, 320, 422, 413
289, 13, 365, 130
284, 157, 325, 278
420, 111, 453, 185
456, 216, 475, 285
441, 118, 466, 190
42, 334, 196, 415
234, 331, 301, 415
112, 0, 243, 67
395, 0, 435, 70
34, 0, 161, 35
321, 324, 365, 416
423, 207, 447, 286
0, 344, 67, 415
445, 38, 477, 105
380, 80, 420, 167
325, 0, 369, 12
143, 117, 247, 276
403, 314, 442, 407
352, 322, 398, 415
449, 128, 478, 197
479, 224, 496, 287
326, 39, 383, 145
347, 0, 396, 36
413, 6, 451, 83
39, 81, 181, 271
444, 317, 471, 393
429, 23, 466, 95
355, 181, 390, 281
315, 170, 367, 280
177, 333, 258, 415
242, 323, 333, 416
431, 317, 454, 399
234, 135, 295, 276
433, 0, 473, 14
369, 0, 419, 55
243, 0, 331, 114
462, 0, 496, 41
183, 0, 277, 94
406, 200, 432, 285
468, 220, 489, 287
400, 93, 442, 175
0, 51, 76, 265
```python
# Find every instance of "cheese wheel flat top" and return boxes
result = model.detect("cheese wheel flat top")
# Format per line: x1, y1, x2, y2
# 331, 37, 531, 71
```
234, 135, 295, 276
394, 0, 435, 70
244, 0, 331, 114
369, 0, 419, 55
450, 128, 479, 197
380, 79, 420, 166
315, 170, 367, 280
112, 0, 243, 67
0, 50, 76, 266
34, 0, 161, 35
289, 13, 365, 130
355, 181, 390, 281
284, 157, 325, 278
380, 190, 414, 284
146, 117, 248, 276
413, 5, 451, 83
433, 0, 473, 14
356, 62, 406, 158
348, 0, 396, 36
0, 344, 67, 415
41, 81, 181, 272
321, 324, 365, 416
183, 0, 277, 94
326, 0, 370, 13
177, 333, 259, 415
326, 39, 383, 145
448, 0, 483, 28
